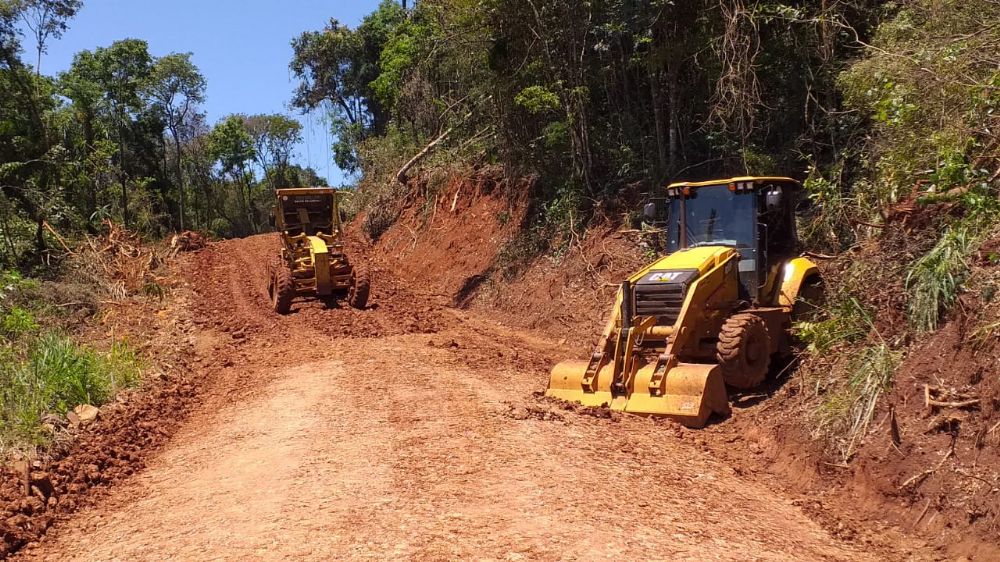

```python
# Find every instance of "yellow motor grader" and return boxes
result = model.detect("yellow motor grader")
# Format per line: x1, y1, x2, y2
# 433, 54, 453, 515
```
546, 176, 821, 427
267, 187, 369, 314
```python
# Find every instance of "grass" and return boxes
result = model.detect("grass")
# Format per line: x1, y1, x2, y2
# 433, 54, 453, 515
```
905, 226, 974, 333
818, 343, 903, 461
796, 289, 904, 460
0, 334, 143, 451
794, 296, 871, 354
0, 269, 144, 453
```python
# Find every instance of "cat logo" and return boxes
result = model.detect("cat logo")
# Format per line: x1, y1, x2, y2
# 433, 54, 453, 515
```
648, 271, 683, 282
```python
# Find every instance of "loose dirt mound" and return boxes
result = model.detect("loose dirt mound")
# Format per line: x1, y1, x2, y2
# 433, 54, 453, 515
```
364, 169, 529, 304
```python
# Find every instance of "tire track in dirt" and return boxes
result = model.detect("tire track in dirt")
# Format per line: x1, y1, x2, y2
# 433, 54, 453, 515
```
13, 235, 898, 561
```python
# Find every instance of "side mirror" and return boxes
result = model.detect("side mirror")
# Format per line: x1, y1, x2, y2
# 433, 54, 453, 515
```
765, 187, 783, 210
268, 211, 276, 228
643, 201, 657, 220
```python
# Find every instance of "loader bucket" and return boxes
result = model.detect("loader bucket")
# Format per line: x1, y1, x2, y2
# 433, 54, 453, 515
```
626, 362, 730, 428
546, 360, 615, 409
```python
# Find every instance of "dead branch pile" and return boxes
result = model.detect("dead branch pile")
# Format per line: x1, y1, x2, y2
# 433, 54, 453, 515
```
169, 231, 209, 256
76, 220, 160, 300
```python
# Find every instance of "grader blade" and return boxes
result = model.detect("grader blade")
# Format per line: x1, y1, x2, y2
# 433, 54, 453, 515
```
626, 362, 730, 428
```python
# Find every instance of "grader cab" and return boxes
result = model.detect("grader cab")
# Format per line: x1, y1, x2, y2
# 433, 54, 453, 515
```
267, 187, 369, 314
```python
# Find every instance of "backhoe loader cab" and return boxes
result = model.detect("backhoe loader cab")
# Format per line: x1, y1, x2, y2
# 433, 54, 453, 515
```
659, 177, 801, 302
267, 187, 369, 314
547, 176, 820, 428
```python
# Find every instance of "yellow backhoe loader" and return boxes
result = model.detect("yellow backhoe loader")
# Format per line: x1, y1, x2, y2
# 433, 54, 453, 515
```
267, 187, 369, 314
547, 176, 821, 427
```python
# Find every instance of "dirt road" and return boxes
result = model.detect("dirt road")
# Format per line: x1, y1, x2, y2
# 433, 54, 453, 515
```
15, 236, 888, 561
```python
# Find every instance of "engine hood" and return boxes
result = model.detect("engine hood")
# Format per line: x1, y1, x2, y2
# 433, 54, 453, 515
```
631, 246, 739, 283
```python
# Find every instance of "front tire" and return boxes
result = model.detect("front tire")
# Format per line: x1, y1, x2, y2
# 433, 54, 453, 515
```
348, 270, 370, 310
269, 260, 295, 314
717, 313, 771, 389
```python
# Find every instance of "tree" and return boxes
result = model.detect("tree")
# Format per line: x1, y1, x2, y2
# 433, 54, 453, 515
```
208, 115, 256, 234
1, 0, 61, 252
289, 1, 406, 172
17, 0, 82, 75
89, 39, 153, 227
242, 114, 302, 191
148, 52, 206, 230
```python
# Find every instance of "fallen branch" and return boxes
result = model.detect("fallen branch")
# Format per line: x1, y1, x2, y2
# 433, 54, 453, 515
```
395, 126, 454, 185
898, 449, 953, 490
851, 218, 886, 229
803, 251, 838, 260
618, 228, 665, 235
927, 398, 980, 409
42, 221, 74, 255
924, 384, 979, 409
952, 467, 1000, 492
912, 499, 932, 527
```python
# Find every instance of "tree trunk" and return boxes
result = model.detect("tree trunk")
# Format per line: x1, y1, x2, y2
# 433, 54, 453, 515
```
171, 126, 185, 231
667, 64, 680, 174
118, 121, 129, 228
650, 69, 668, 181
83, 112, 98, 228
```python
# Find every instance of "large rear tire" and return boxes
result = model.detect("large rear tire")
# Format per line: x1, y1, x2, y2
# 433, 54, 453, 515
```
717, 313, 771, 389
348, 270, 370, 310
269, 260, 295, 314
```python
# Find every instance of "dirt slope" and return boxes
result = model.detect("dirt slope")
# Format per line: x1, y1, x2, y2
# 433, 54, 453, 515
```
11, 234, 894, 561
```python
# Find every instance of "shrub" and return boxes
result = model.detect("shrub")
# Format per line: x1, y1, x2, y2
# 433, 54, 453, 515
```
0, 335, 144, 450
906, 226, 974, 333
2, 307, 38, 337
818, 343, 903, 461
795, 296, 871, 354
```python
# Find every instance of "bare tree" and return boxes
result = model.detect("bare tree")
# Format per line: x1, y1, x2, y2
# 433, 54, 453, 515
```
19, 0, 82, 75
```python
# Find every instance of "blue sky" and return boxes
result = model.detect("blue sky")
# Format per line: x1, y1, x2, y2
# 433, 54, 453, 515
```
19, 0, 382, 186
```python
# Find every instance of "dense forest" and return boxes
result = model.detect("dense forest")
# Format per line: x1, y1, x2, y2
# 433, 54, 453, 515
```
288, 0, 999, 253
2, 0, 997, 264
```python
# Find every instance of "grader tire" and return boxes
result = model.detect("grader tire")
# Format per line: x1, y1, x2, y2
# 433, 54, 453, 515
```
348, 271, 370, 310
717, 313, 771, 389
269, 261, 296, 315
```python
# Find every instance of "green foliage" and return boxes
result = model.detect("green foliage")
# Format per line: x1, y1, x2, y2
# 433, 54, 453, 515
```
906, 226, 974, 333
495, 229, 547, 280
795, 297, 871, 354
542, 182, 583, 239
818, 343, 903, 461
372, 15, 430, 108
514, 86, 561, 115
839, 0, 1000, 199
0, 334, 143, 449
290, 0, 407, 173
208, 116, 255, 175
2, 306, 38, 337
